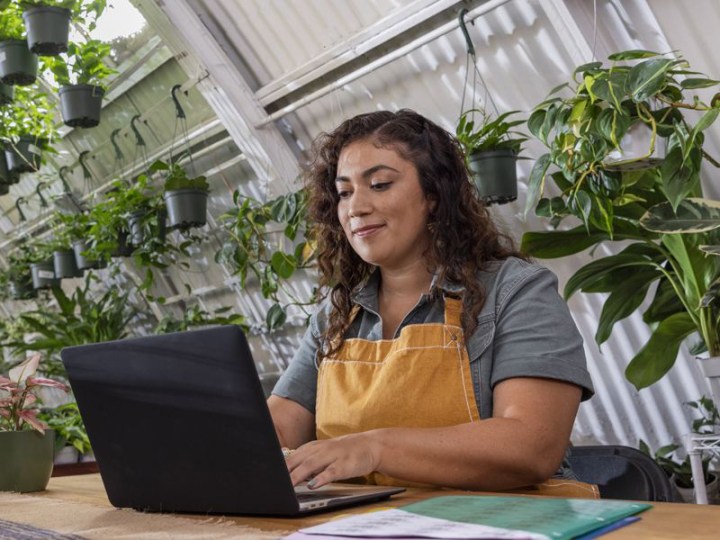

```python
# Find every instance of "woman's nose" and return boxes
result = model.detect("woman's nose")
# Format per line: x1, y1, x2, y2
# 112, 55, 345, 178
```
347, 189, 372, 217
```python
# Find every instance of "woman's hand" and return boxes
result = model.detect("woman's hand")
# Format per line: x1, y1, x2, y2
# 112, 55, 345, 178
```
285, 431, 383, 488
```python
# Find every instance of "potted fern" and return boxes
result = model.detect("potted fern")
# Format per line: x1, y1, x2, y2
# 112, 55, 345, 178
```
47, 39, 115, 127
0, 3, 37, 85
153, 159, 209, 229
456, 109, 526, 204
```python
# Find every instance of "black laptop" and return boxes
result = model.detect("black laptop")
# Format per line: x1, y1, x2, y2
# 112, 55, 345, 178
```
60, 326, 404, 516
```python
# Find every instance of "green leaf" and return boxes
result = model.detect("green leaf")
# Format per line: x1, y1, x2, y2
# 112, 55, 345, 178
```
625, 312, 697, 389
659, 147, 697, 210
700, 245, 720, 256
595, 269, 661, 344
608, 50, 661, 61
643, 278, 685, 324
524, 154, 551, 218
641, 198, 720, 233
266, 304, 287, 331
521, 227, 609, 259
680, 78, 720, 89
626, 58, 675, 102
270, 251, 297, 279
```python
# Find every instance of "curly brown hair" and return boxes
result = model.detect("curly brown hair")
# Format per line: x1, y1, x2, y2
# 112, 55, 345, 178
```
307, 109, 522, 359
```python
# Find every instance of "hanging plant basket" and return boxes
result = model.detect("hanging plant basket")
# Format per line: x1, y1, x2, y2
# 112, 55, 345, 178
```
5, 135, 43, 173
30, 259, 59, 289
8, 274, 37, 300
0, 82, 13, 105
0, 40, 38, 86
59, 85, 105, 128
0, 430, 54, 493
164, 189, 208, 229
22, 5, 71, 56
467, 149, 518, 205
53, 249, 83, 279
111, 230, 134, 258
72, 239, 105, 270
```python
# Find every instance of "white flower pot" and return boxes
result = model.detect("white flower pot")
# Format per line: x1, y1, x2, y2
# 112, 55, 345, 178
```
673, 473, 719, 504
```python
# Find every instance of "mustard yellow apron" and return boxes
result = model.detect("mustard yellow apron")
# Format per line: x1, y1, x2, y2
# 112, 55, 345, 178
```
316, 296, 599, 499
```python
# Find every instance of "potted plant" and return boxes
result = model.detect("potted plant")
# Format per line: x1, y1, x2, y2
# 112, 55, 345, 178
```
521, 50, 720, 390
456, 108, 526, 204
1, 87, 56, 173
5, 246, 37, 300
47, 39, 115, 128
27, 243, 60, 290
38, 401, 91, 465
0, 2, 37, 85
153, 159, 210, 229
0, 353, 68, 492
22, 0, 107, 56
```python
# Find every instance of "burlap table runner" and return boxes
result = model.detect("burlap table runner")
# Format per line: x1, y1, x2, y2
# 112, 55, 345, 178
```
0, 492, 289, 539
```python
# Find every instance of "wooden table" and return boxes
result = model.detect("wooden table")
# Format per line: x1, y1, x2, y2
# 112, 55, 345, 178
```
37, 474, 720, 538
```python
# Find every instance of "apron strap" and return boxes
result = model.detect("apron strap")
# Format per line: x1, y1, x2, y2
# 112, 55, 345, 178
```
443, 296, 463, 328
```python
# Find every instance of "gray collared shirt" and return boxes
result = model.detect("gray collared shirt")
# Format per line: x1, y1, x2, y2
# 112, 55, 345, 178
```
273, 257, 594, 419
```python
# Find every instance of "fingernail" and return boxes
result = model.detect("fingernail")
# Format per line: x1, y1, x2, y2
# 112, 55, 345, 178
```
307, 479, 317, 489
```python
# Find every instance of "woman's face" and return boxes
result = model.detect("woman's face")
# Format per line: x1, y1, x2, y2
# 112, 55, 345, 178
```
335, 139, 434, 271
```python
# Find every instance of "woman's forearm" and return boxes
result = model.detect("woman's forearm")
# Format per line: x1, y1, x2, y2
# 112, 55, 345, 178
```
371, 418, 565, 490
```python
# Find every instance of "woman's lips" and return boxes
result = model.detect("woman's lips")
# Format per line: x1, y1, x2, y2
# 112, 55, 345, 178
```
353, 224, 385, 238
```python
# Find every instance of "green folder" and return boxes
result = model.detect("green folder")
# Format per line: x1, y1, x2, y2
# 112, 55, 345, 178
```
401, 496, 651, 540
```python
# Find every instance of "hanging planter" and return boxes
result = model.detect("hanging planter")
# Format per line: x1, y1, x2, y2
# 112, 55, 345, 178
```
467, 149, 519, 205
0, 40, 38, 86
53, 249, 83, 279
59, 85, 105, 128
0, 82, 13, 105
8, 274, 37, 300
30, 259, 59, 289
5, 135, 43, 173
22, 5, 71, 56
127, 210, 147, 246
111, 230, 134, 258
165, 189, 209, 229
72, 239, 105, 270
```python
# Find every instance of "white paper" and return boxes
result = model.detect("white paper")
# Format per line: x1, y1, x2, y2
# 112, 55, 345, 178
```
300, 509, 549, 540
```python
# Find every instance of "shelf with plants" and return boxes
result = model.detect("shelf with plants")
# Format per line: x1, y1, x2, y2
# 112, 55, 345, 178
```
522, 50, 720, 390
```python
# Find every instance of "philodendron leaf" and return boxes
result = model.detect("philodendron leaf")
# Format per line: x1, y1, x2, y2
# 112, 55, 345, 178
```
266, 304, 287, 331
640, 198, 720, 233
270, 251, 297, 279
520, 227, 609, 259
524, 153, 551, 218
608, 50, 661, 61
626, 58, 676, 102
625, 312, 696, 389
680, 78, 720, 89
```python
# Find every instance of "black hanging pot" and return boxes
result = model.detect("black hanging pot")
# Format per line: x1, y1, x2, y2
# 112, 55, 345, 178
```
72, 239, 105, 270
53, 249, 83, 279
8, 274, 37, 300
5, 135, 43, 173
59, 85, 105, 128
0, 82, 13, 105
30, 259, 59, 289
467, 149, 518, 205
0, 40, 38, 86
22, 5, 71, 56
164, 189, 208, 229
111, 230, 134, 258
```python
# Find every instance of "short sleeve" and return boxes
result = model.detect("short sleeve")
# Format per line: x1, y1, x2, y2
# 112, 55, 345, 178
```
490, 266, 594, 401
271, 312, 322, 414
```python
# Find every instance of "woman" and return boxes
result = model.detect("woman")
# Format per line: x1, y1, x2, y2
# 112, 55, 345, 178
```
269, 109, 594, 493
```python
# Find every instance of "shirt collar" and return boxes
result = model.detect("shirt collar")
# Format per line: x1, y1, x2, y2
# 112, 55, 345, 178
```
352, 268, 465, 308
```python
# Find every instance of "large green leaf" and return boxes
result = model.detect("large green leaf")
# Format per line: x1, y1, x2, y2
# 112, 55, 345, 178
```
661, 233, 704, 311
520, 227, 609, 259
680, 78, 720, 89
640, 198, 720, 233
659, 147, 698, 210
626, 58, 676, 102
564, 244, 662, 299
608, 50, 661, 61
596, 269, 661, 344
625, 312, 697, 389
643, 278, 685, 324
591, 70, 629, 110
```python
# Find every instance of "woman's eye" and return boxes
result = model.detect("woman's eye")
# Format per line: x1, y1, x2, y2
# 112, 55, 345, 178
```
337, 190, 351, 199
371, 182, 391, 191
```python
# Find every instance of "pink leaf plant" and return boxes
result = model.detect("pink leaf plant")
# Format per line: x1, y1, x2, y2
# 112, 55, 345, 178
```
0, 354, 69, 434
